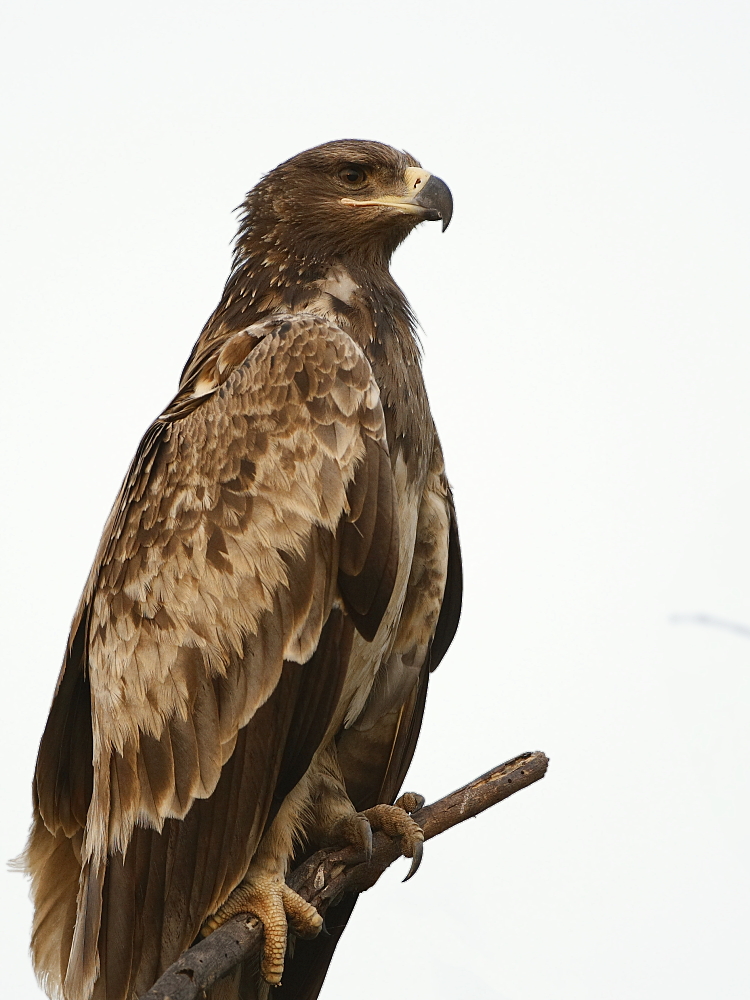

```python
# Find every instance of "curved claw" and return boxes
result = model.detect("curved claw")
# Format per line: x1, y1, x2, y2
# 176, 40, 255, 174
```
402, 837, 423, 882
361, 801, 425, 882
355, 813, 373, 862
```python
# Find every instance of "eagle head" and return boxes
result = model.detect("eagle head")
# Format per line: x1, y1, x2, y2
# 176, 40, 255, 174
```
238, 139, 452, 266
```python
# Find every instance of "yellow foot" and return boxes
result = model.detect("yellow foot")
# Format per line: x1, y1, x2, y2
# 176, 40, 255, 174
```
328, 793, 425, 877
394, 791, 425, 814
201, 871, 322, 985
362, 799, 425, 881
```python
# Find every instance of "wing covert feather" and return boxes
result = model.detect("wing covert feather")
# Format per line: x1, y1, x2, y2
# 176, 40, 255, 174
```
82, 313, 391, 850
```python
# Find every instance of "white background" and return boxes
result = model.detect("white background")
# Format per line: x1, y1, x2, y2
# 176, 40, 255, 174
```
2, 2, 749, 998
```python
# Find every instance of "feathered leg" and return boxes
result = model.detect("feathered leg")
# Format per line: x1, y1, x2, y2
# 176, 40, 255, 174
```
308, 746, 424, 877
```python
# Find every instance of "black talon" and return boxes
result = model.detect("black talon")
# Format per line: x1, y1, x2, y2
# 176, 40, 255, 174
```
355, 813, 373, 863
402, 838, 423, 882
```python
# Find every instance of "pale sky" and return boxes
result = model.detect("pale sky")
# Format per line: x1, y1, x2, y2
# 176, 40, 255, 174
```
2, 2, 749, 998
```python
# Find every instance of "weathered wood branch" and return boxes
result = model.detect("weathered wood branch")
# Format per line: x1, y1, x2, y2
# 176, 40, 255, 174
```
139, 750, 549, 1000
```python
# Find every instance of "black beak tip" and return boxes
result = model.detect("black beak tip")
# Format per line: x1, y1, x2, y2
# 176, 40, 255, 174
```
414, 174, 453, 233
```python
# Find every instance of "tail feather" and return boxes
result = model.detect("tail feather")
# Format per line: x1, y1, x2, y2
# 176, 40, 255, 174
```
19, 816, 84, 1000
65, 859, 104, 1000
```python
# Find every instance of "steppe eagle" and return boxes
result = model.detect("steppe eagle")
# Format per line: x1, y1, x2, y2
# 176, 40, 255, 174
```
23, 139, 462, 1000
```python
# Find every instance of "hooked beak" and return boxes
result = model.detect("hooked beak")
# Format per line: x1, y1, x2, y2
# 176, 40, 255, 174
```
341, 167, 453, 232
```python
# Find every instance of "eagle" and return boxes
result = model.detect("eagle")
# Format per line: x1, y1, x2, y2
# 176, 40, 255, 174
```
23, 139, 462, 1000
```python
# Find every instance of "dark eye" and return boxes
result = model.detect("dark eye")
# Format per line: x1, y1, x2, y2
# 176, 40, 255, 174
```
338, 164, 367, 186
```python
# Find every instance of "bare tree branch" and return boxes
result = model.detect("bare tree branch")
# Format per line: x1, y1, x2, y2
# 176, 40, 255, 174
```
139, 750, 549, 1000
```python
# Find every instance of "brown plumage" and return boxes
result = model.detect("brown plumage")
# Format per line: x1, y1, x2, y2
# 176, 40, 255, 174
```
23, 139, 462, 1000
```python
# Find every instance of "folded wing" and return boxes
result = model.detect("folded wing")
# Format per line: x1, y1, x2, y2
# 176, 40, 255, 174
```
27, 313, 399, 1000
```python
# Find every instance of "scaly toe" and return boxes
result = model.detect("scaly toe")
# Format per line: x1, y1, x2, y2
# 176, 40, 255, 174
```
201, 871, 321, 985
395, 791, 426, 814
328, 810, 374, 863
280, 882, 323, 940
361, 802, 425, 879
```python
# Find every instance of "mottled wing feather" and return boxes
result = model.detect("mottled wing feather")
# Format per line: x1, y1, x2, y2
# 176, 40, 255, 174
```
85, 313, 390, 843
28, 313, 398, 1000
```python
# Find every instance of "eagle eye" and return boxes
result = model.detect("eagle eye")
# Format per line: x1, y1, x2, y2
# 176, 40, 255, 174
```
338, 164, 368, 186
